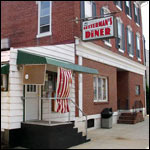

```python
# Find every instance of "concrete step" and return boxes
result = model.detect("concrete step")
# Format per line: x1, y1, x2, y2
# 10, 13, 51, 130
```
119, 116, 135, 120
120, 113, 136, 117
117, 119, 136, 124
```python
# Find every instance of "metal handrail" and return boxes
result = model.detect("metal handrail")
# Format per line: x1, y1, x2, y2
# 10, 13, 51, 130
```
21, 96, 88, 138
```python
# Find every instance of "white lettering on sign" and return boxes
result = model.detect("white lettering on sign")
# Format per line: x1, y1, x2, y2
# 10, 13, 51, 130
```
82, 16, 114, 41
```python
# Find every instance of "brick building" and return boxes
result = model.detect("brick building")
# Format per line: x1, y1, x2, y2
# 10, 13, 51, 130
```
1, 1, 147, 149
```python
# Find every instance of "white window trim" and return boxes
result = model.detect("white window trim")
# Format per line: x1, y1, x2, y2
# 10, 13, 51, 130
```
127, 25, 133, 56
102, 6, 111, 45
127, 14, 132, 20
138, 58, 141, 62
134, 2, 140, 27
129, 54, 134, 58
93, 76, 108, 103
136, 32, 141, 59
136, 23, 140, 27
117, 17, 123, 51
104, 40, 112, 47
84, 1, 93, 18
116, 4, 122, 11
119, 48, 124, 53
36, 1, 52, 38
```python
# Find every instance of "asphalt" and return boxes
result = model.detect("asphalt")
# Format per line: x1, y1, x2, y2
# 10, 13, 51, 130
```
69, 115, 149, 149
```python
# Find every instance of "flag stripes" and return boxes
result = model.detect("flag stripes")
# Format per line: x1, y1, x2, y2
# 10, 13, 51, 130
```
55, 67, 72, 113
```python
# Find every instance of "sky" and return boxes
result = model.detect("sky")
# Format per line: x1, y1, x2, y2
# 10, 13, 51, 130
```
141, 1, 149, 50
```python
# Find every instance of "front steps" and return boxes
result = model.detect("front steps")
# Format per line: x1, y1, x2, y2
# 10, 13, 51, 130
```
19, 122, 90, 149
118, 112, 144, 124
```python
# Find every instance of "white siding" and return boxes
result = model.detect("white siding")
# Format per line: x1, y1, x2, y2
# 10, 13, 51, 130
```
1, 48, 23, 131
42, 77, 76, 122
1, 44, 75, 130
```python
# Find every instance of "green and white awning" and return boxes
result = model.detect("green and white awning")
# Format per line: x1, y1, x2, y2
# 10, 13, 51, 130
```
17, 50, 99, 74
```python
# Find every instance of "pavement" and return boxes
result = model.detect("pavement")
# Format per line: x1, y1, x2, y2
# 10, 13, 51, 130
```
12, 116, 149, 149
69, 115, 149, 149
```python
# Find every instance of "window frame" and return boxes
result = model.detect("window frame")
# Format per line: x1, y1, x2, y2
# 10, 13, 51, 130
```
136, 33, 141, 60
102, 6, 112, 46
134, 2, 140, 27
116, 1, 122, 11
93, 76, 108, 102
117, 18, 124, 52
84, 1, 93, 18
126, 1, 132, 19
127, 26, 133, 57
27, 85, 37, 93
36, 1, 52, 38
135, 85, 140, 95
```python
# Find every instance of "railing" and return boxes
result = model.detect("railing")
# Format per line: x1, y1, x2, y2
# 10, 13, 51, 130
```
132, 100, 143, 113
21, 96, 88, 138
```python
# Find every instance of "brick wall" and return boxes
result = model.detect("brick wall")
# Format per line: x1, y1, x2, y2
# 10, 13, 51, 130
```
117, 71, 145, 110
128, 72, 145, 109
82, 58, 117, 115
1, 1, 144, 65
1, 1, 75, 47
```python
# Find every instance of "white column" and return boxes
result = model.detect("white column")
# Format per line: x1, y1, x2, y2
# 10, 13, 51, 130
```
78, 56, 83, 117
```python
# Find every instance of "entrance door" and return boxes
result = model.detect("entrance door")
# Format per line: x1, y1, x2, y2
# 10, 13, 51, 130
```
25, 85, 39, 121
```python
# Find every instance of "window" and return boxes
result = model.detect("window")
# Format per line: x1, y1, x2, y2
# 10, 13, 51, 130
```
118, 20, 122, 49
93, 76, 108, 102
128, 29, 132, 54
27, 85, 37, 92
101, 7, 111, 46
136, 34, 141, 59
134, 3, 140, 26
116, 1, 122, 10
37, 1, 52, 38
84, 1, 92, 18
81, 1, 96, 20
135, 85, 140, 95
1, 74, 8, 91
125, 1, 132, 18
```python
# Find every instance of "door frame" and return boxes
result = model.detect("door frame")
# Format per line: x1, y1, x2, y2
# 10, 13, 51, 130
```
24, 84, 42, 121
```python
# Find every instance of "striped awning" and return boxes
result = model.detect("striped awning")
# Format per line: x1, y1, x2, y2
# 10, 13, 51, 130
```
17, 50, 99, 74
1, 64, 9, 74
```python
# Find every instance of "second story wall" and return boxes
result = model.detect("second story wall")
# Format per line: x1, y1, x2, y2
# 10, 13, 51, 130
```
1, 1, 144, 65
1, 1, 75, 47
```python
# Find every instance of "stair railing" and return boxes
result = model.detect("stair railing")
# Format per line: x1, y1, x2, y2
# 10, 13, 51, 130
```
21, 96, 88, 138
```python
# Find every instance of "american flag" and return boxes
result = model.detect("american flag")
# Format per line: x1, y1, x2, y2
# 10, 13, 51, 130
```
54, 67, 72, 113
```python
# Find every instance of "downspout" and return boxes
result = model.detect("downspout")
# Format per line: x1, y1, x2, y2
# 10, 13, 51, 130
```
142, 35, 147, 116
74, 37, 83, 117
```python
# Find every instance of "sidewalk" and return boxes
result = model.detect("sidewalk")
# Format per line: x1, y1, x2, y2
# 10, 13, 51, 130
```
69, 116, 149, 149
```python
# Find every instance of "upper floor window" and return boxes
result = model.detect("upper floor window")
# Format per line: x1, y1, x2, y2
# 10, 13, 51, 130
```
125, 1, 132, 19
116, 18, 125, 52
80, 1, 96, 19
85, 1, 92, 18
134, 3, 141, 26
136, 33, 141, 60
114, 1, 123, 11
37, 1, 52, 38
93, 76, 108, 102
101, 7, 112, 47
127, 26, 134, 57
